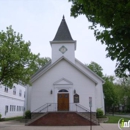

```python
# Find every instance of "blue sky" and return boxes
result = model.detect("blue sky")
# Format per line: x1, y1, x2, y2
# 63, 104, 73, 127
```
0, 0, 116, 76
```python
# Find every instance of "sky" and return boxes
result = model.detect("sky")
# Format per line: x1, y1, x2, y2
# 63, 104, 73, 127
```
0, 0, 117, 76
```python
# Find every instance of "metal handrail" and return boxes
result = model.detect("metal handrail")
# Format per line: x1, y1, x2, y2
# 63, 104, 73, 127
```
32, 103, 51, 112
40, 103, 51, 112
75, 103, 90, 112
32, 103, 90, 113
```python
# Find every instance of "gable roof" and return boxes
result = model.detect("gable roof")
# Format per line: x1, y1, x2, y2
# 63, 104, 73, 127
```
31, 60, 51, 78
31, 56, 98, 85
53, 16, 74, 41
75, 59, 105, 83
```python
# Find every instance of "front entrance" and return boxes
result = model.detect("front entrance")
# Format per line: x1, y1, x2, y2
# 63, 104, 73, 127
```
58, 93, 69, 111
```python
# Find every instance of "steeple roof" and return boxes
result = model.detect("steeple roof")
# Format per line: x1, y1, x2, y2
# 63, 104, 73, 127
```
53, 16, 74, 41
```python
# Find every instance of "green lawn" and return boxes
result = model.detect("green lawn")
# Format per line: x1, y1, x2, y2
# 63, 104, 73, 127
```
0, 116, 23, 121
106, 115, 130, 123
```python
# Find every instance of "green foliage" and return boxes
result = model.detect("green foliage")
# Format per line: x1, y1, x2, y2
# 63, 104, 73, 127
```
86, 61, 120, 109
0, 26, 50, 88
114, 77, 130, 108
24, 110, 31, 119
69, 0, 130, 77
4, 116, 23, 121
106, 115, 130, 123
96, 108, 103, 118
85, 61, 103, 78
32, 57, 51, 73
103, 75, 118, 107
0, 114, 2, 119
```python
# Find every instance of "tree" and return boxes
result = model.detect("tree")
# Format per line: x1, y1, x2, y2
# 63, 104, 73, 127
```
86, 61, 118, 111
69, 0, 130, 77
115, 77, 130, 111
0, 26, 50, 88
85, 61, 103, 78
31, 57, 51, 74
103, 75, 118, 112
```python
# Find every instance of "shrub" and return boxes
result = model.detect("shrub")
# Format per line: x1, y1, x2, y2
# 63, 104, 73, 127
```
96, 108, 103, 118
24, 110, 31, 119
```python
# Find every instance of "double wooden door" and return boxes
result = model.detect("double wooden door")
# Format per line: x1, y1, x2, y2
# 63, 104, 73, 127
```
58, 93, 69, 111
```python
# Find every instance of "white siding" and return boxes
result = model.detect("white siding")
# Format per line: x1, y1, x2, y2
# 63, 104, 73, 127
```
51, 43, 75, 64
30, 60, 97, 112
0, 84, 25, 118
75, 60, 105, 112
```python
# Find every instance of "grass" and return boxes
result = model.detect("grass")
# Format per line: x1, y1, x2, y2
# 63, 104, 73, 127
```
106, 115, 130, 123
97, 115, 107, 118
106, 112, 130, 115
0, 116, 24, 121
114, 112, 130, 115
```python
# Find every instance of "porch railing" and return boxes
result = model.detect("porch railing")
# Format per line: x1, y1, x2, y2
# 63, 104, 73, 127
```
32, 103, 51, 113
76, 103, 90, 112
31, 103, 90, 113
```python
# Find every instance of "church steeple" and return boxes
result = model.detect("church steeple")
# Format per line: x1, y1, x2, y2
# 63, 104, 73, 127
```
50, 16, 76, 64
53, 16, 73, 41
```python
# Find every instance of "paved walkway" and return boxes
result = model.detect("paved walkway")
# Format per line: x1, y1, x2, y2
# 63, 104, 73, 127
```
0, 120, 130, 130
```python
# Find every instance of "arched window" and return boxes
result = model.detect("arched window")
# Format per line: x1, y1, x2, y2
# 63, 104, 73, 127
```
59, 89, 68, 92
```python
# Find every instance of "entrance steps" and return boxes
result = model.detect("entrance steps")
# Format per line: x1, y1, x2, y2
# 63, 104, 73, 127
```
77, 112, 99, 125
26, 112, 98, 126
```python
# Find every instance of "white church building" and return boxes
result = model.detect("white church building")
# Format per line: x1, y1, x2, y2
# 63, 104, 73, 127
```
26, 16, 105, 125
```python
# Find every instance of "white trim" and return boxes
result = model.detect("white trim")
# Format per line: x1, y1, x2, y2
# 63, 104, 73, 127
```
54, 85, 73, 111
50, 40, 77, 50
57, 91, 69, 94
75, 59, 105, 83
0, 95, 25, 101
31, 57, 98, 84
50, 40, 76, 43
53, 78, 73, 85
